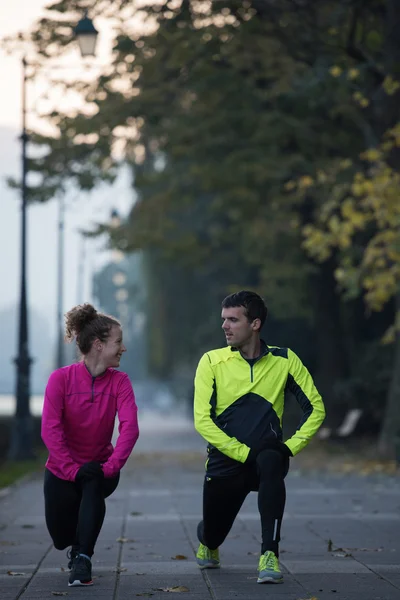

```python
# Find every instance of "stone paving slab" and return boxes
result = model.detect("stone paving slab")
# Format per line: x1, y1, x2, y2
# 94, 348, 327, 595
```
1, 415, 400, 599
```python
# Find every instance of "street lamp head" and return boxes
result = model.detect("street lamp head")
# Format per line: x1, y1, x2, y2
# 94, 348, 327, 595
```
74, 12, 98, 57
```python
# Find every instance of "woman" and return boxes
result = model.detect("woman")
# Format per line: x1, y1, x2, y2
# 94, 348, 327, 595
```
41, 303, 139, 587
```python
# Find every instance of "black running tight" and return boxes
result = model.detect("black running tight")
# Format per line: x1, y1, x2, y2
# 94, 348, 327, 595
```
44, 468, 119, 558
198, 449, 289, 556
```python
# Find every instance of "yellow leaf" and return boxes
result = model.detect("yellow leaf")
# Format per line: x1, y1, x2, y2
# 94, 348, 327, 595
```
284, 180, 296, 191
361, 148, 381, 162
329, 65, 342, 77
298, 175, 314, 188
351, 182, 364, 196
348, 68, 359, 80
339, 158, 352, 169
383, 76, 400, 96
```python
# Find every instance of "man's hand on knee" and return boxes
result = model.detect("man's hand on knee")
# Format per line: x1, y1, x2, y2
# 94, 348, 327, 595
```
245, 440, 293, 464
75, 462, 104, 483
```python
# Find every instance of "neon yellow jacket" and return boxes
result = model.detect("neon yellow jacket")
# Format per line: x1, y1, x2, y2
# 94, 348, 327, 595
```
194, 344, 325, 476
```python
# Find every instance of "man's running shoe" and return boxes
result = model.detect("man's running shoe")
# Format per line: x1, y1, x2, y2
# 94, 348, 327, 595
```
196, 542, 220, 569
68, 555, 93, 586
257, 550, 283, 583
66, 545, 79, 570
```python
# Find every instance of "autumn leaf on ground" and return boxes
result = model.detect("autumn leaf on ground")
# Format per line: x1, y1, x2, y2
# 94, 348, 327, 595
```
21, 524, 35, 529
130, 511, 143, 516
7, 571, 26, 576
155, 586, 190, 592
171, 555, 187, 560
327, 539, 333, 551
113, 567, 128, 573
0, 541, 16, 546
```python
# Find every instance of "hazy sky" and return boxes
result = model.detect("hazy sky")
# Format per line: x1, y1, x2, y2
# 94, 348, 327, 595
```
0, 1, 134, 341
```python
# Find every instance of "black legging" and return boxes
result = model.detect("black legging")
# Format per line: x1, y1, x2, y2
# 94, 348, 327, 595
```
44, 468, 119, 558
198, 449, 289, 556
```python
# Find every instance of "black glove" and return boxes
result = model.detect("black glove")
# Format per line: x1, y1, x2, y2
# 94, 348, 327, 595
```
76, 461, 104, 482
245, 440, 293, 464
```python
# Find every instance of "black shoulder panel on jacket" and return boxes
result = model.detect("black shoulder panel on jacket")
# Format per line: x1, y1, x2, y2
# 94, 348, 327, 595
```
269, 347, 288, 359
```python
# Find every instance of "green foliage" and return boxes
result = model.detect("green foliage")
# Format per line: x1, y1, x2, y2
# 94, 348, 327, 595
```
16, 1, 398, 415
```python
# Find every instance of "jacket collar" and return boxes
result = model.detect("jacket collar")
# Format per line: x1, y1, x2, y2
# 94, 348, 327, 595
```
78, 360, 111, 381
230, 339, 269, 358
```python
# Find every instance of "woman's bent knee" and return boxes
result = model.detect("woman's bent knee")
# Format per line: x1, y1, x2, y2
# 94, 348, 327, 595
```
53, 539, 71, 551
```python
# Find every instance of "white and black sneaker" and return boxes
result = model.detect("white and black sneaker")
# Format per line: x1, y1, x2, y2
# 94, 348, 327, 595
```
68, 555, 93, 586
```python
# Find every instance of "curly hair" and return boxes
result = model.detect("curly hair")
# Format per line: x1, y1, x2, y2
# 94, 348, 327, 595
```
65, 303, 120, 355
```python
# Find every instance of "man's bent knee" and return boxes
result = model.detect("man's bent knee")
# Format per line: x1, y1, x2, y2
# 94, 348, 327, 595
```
256, 449, 284, 476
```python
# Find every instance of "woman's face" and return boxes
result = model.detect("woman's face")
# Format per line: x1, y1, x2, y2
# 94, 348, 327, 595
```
101, 325, 126, 368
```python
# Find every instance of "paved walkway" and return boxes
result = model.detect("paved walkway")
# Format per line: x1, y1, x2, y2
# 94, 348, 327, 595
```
1, 412, 400, 599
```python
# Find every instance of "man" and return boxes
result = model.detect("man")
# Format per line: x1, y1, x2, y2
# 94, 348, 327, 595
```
194, 290, 325, 584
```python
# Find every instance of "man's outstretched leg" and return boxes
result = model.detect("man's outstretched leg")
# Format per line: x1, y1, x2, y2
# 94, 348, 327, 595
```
256, 449, 288, 584
196, 473, 249, 569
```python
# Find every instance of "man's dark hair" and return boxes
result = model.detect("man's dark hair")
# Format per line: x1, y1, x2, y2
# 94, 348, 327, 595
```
222, 290, 268, 329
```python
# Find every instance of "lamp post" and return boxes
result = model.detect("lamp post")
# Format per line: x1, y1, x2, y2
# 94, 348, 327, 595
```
8, 14, 99, 459
8, 56, 34, 460
56, 195, 65, 368
54, 13, 99, 368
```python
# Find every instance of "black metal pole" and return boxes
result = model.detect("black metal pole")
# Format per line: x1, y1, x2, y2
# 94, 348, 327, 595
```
76, 233, 86, 304
56, 195, 65, 369
8, 56, 34, 460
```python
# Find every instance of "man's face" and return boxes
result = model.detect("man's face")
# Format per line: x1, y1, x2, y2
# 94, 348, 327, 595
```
221, 306, 260, 348
99, 325, 126, 368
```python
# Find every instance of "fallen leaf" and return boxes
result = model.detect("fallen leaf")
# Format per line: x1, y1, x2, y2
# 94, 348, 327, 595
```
116, 537, 129, 543
136, 572, 146, 575
0, 541, 16, 546
21, 524, 35, 529
51, 593, 68, 597
247, 551, 258, 556
113, 567, 127, 573
171, 555, 187, 560
60, 567, 65, 572
7, 571, 26, 576
155, 586, 190, 593
130, 511, 143, 516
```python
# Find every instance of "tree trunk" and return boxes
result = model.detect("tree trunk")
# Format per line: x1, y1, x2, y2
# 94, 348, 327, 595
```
309, 257, 350, 424
377, 2, 400, 456
378, 293, 400, 458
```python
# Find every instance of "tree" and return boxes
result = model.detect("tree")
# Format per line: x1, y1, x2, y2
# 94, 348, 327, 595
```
16, 1, 398, 438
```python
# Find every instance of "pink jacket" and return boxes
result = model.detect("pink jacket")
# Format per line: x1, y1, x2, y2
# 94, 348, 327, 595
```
41, 361, 139, 481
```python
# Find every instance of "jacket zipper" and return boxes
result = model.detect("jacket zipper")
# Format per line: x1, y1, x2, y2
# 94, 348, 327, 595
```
250, 364, 254, 383
91, 377, 95, 402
